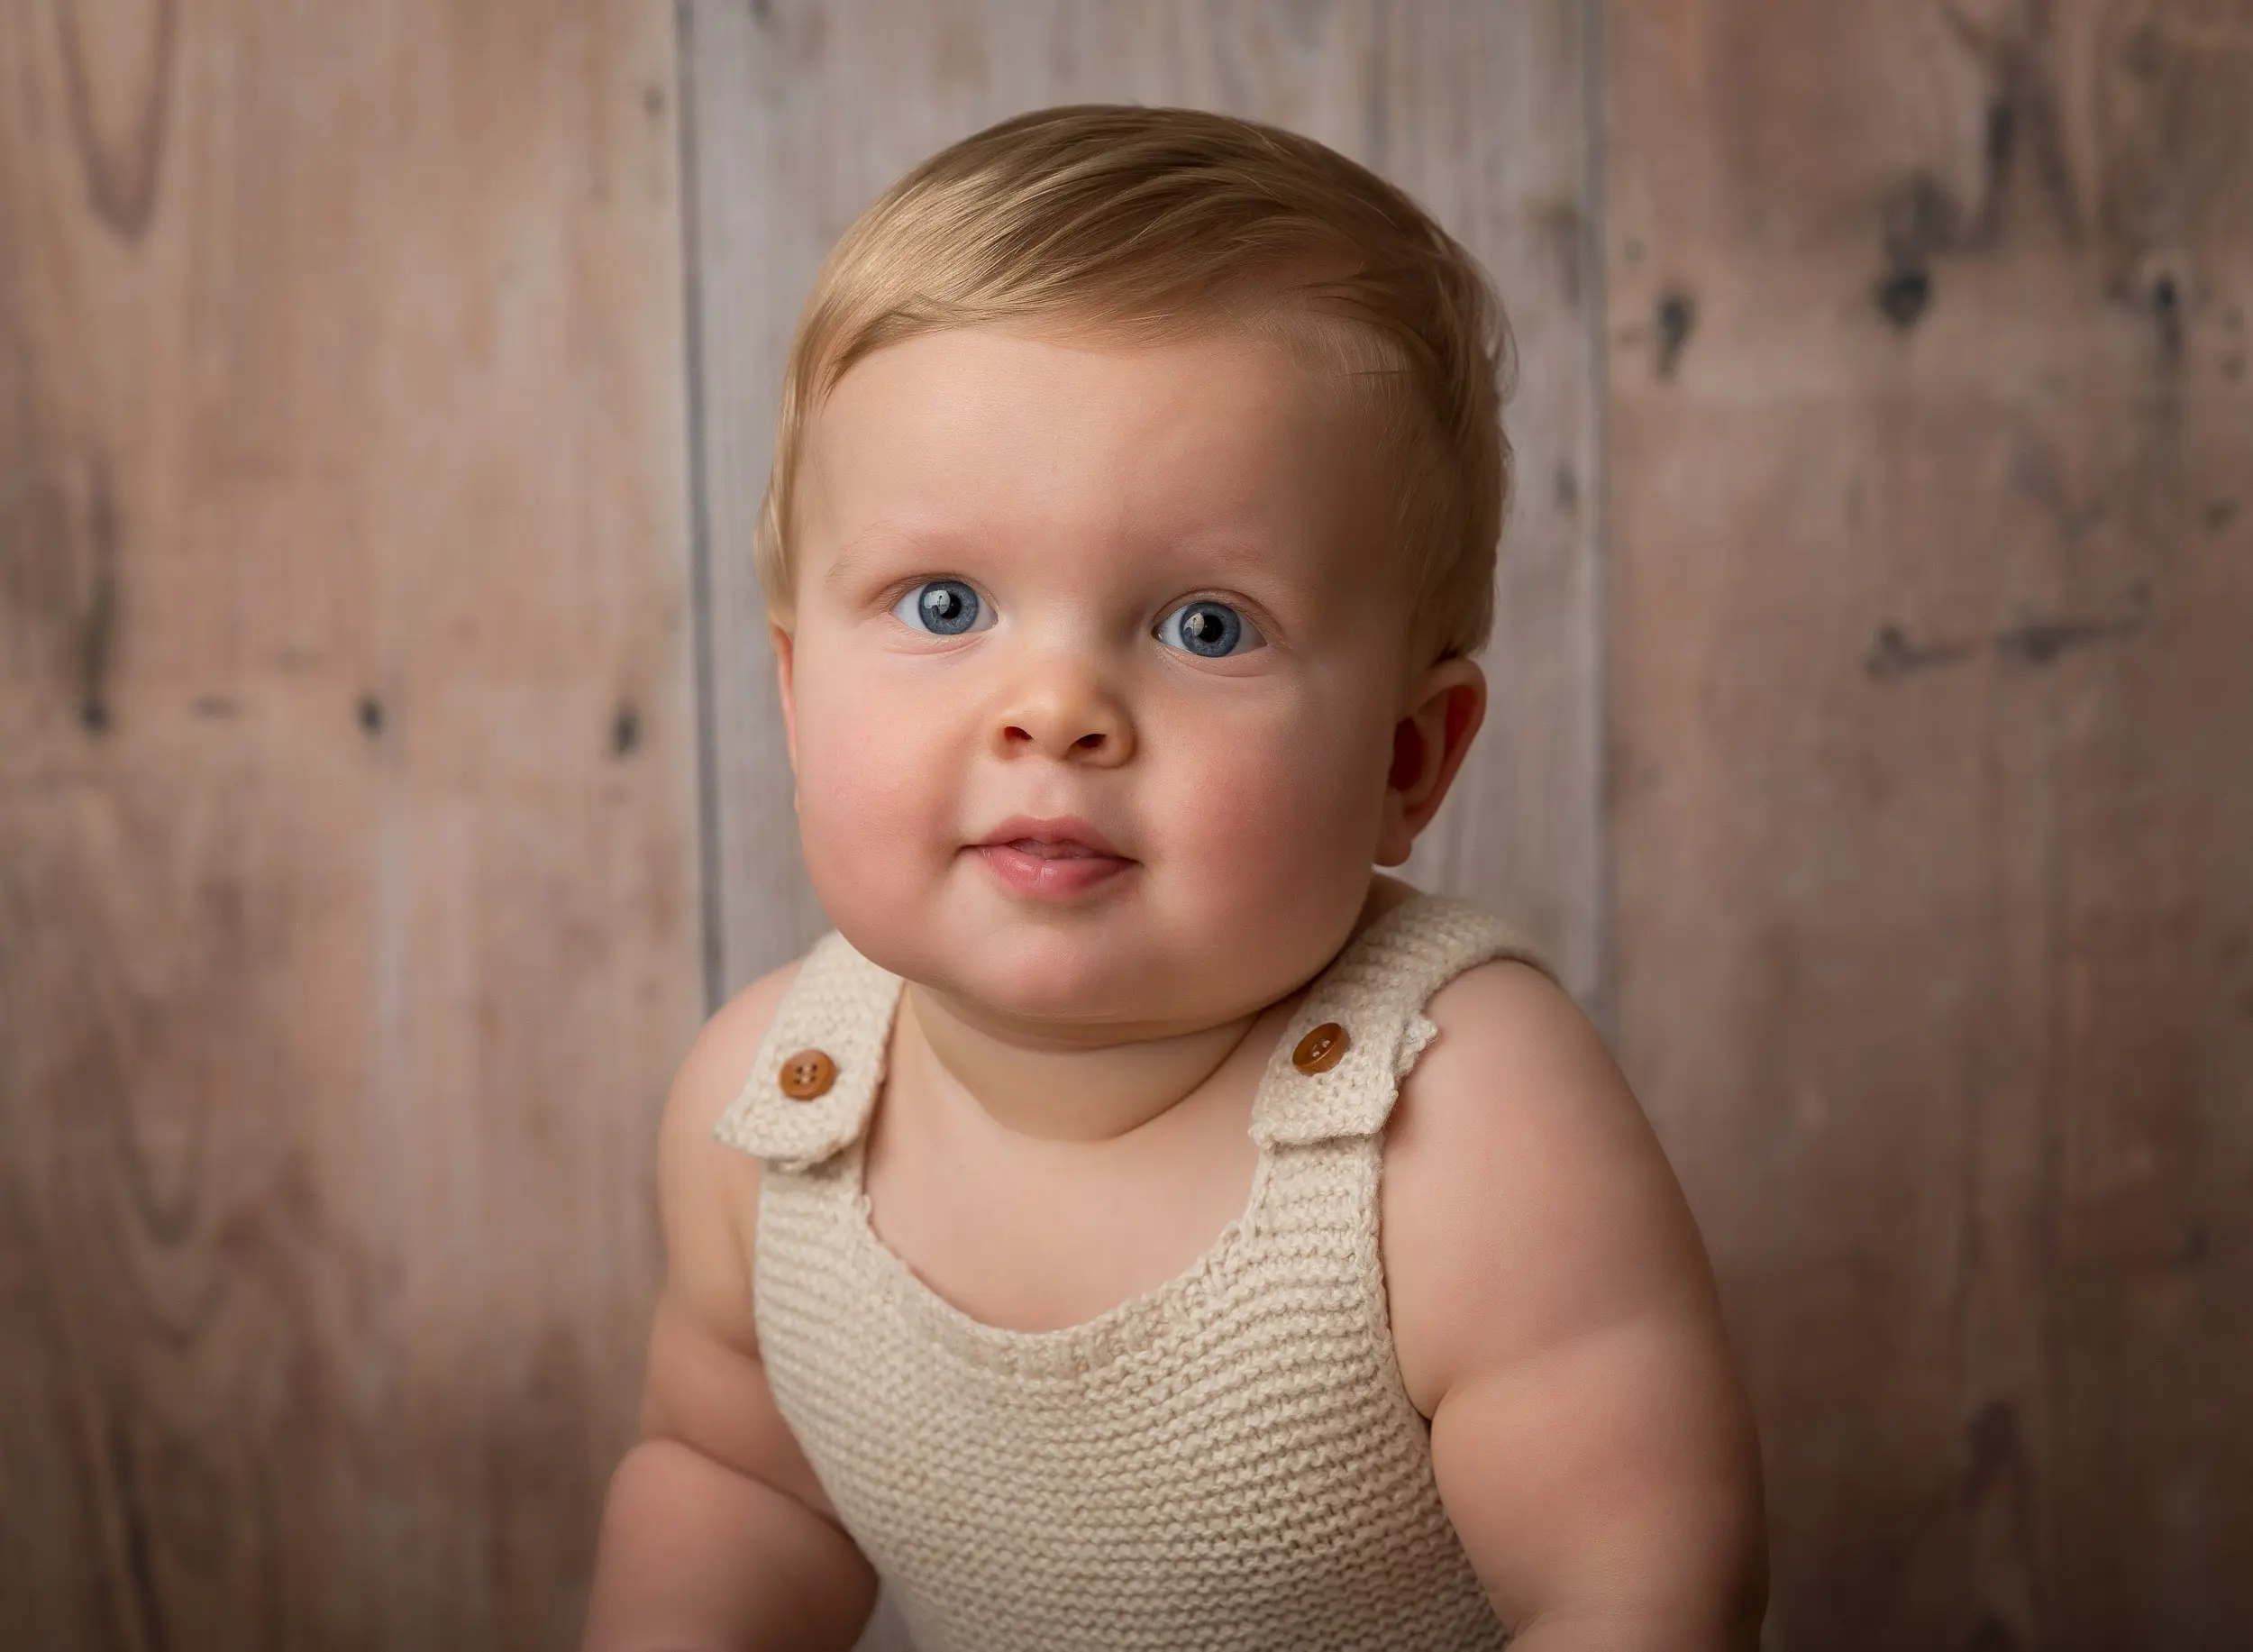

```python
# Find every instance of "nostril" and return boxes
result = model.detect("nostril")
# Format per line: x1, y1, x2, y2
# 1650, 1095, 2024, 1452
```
995, 720, 1120, 754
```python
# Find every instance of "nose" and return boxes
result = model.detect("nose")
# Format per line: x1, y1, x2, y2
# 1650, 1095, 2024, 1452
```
992, 654, 1136, 765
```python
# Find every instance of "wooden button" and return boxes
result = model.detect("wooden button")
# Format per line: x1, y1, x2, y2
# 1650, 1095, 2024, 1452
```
1291, 1022, 1349, 1075
778, 1048, 836, 1100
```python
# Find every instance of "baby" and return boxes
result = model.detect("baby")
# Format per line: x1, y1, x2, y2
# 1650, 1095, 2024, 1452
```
583, 106, 1765, 1652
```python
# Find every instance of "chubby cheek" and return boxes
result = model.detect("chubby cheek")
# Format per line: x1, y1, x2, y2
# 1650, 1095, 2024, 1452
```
1145, 697, 1391, 976
789, 658, 961, 927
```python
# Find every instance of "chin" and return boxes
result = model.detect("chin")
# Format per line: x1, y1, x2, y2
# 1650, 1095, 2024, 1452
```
968, 945, 1155, 1027
932, 916, 1161, 1027
811, 848, 1368, 1031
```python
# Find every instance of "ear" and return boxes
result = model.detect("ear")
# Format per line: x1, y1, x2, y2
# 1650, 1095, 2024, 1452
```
1375, 655, 1486, 867
769, 616, 800, 783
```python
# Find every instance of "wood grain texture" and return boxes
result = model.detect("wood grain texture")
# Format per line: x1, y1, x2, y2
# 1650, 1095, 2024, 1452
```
683, 0, 1605, 1004
0, 5, 700, 1647
1605, 3, 2253, 1647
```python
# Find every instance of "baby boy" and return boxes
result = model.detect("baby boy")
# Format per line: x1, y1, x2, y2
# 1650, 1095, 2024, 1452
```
582, 105, 1765, 1652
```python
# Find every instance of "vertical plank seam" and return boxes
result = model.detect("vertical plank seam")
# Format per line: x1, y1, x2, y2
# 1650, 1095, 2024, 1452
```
674, 0, 727, 1017
1582, 0, 1615, 1041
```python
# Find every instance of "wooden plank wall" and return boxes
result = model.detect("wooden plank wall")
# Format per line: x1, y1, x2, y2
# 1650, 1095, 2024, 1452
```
5, 2, 2248, 1649
683, 0, 1607, 1006
0, 5, 700, 1649
1607, 4, 2253, 1649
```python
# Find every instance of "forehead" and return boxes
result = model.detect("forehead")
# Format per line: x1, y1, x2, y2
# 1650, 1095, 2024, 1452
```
796, 322, 1397, 572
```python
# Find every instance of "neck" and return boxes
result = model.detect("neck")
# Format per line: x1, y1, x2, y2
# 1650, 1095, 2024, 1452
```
901, 983, 1263, 1144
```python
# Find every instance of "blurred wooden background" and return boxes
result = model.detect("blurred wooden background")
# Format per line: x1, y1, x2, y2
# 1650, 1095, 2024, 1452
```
2, 3, 2246, 1650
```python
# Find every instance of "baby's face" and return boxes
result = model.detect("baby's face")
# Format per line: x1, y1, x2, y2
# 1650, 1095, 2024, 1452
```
780, 321, 1428, 1039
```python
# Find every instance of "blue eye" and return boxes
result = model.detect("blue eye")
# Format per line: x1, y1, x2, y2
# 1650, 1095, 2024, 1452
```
893, 579, 990, 636
1157, 599, 1263, 658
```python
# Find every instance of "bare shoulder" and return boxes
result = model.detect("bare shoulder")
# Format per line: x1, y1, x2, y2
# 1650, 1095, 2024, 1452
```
652, 956, 804, 1356
1380, 957, 1725, 1419
664, 959, 803, 1152
1382, 960, 1766, 1639
642, 954, 854, 1522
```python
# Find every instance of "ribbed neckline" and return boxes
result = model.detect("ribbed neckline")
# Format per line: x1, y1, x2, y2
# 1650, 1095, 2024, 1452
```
834, 1136, 1282, 1381
802, 896, 1454, 1380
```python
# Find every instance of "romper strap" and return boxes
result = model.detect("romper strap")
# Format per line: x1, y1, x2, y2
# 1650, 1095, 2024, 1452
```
712, 930, 903, 1172
1249, 894, 1555, 1150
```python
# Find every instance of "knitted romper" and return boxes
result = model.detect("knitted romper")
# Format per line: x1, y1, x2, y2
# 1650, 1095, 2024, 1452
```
713, 893, 1552, 1651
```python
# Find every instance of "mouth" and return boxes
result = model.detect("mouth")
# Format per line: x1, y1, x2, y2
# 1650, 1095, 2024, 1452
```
970, 816, 1136, 898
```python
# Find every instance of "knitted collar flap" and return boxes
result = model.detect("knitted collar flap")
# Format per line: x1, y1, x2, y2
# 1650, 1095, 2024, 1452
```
714, 931, 900, 1173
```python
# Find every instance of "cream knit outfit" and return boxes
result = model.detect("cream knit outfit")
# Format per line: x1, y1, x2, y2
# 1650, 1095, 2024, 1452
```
715, 894, 1552, 1651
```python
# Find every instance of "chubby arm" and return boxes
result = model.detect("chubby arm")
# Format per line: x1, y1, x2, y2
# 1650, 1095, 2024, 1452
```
1384, 963, 1768, 1650
581, 963, 880, 1652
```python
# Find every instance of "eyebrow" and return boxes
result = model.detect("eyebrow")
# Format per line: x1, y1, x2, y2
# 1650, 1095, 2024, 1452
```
818, 522, 976, 591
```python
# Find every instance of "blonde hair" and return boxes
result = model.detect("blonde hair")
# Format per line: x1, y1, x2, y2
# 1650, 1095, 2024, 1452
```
757, 105, 1513, 662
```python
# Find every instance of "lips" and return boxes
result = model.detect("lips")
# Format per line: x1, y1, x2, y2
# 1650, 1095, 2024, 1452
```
971, 815, 1135, 898
975, 815, 1125, 857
